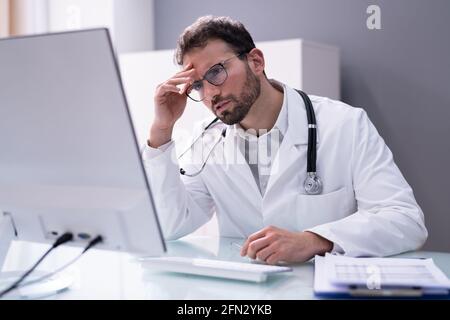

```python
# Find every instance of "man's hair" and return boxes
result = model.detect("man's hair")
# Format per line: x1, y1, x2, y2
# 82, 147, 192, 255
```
175, 16, 256, 66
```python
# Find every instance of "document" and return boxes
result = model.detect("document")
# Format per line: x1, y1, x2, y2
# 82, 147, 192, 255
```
314, 254, 450, 298
325, 253, 450, 289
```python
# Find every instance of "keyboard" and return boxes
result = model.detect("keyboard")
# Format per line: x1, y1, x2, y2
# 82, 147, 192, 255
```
138, 256, 293, 282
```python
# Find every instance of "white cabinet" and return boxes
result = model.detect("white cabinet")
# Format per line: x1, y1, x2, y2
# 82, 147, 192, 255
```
256, 39, 340, 100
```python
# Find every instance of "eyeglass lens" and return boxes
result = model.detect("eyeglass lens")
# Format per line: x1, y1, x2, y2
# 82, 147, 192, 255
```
187, 64, 228, 102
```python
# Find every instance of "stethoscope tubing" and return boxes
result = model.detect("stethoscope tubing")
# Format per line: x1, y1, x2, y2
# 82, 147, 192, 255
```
179, 89, 322, 194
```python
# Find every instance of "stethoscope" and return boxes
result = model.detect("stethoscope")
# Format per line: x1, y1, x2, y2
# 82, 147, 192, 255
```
179, 89, 323, 195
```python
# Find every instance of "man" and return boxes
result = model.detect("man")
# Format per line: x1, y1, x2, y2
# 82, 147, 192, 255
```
143, 16, 427, 264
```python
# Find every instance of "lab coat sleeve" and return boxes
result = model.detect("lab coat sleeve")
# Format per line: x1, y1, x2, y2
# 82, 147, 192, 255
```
142, 142, 215, 240
307, 109, 428, 257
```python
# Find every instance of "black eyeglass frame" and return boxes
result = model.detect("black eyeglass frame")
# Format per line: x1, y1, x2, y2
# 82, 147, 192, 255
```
185, 52, 247, 102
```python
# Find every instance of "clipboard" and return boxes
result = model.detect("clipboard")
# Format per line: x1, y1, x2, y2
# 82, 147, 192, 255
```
313, 256, 450, 299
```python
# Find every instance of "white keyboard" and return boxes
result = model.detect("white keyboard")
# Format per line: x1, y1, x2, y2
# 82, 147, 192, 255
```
138, 256, 293, 282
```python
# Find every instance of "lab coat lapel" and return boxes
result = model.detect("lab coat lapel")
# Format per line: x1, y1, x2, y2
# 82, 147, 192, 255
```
223, 126, 262, 198
265, 86, 320, 194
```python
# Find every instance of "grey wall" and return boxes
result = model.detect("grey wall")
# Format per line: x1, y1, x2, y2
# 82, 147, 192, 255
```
114, 0, 155, 52
154, 0, 450, 251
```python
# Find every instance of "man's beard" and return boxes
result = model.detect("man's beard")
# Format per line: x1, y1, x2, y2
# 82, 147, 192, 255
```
213, 65, 261, 125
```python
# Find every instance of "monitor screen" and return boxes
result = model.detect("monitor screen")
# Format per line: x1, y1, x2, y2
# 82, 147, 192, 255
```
0, 29, 166, 256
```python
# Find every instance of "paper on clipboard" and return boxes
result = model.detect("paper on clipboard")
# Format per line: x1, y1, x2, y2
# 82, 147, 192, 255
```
314, 255, 450, 298
324, 253, 450, 289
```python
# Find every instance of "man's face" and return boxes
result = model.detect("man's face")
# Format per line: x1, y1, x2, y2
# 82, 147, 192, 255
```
183, 40, 261, 125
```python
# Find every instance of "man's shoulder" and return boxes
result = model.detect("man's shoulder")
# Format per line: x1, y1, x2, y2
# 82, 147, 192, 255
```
285, 85, 365, 123
309, 94, 363, 115
308, 94, 367, 129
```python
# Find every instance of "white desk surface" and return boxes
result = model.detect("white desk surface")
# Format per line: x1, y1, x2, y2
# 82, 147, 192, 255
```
4, 236, 450, 300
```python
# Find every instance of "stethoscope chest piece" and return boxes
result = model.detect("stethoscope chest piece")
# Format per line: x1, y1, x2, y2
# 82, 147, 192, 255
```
304, 172, 323, 195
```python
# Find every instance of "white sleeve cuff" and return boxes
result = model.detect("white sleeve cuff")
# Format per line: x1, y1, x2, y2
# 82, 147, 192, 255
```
142, 140, 174, 159
305, 227, 346, 255
331, 242, 345, 255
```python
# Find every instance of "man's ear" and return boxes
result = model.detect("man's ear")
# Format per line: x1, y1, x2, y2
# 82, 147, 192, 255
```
246, 48, 265, 76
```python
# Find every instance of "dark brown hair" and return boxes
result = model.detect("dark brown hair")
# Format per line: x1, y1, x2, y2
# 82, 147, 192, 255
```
174, 16, 256, 65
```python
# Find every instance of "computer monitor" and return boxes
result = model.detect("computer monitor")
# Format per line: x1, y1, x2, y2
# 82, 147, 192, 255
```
0, 28, 166, 271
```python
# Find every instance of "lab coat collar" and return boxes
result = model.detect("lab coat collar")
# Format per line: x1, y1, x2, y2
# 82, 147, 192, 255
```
284, 84, 320, 146
262, 84, 320, 193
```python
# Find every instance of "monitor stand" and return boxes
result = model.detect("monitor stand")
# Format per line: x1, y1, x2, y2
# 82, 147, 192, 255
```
0, 213, 74, 299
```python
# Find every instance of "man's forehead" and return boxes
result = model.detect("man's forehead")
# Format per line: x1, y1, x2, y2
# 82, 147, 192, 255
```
182, 40, 235, 71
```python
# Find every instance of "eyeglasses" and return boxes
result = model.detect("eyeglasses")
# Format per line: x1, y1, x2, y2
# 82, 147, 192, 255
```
185, 53, 245, 102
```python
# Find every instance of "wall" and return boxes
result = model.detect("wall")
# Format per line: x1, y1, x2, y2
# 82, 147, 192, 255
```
48, 0, 154, 52
154, 0, 450, 251
1, 0, 155, 52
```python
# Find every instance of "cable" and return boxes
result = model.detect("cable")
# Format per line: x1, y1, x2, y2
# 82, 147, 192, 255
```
0, 232, 73, 298
18, 235, 103, 290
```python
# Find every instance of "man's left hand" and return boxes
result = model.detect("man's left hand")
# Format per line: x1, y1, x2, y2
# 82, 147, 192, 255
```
240, 226, 333, 264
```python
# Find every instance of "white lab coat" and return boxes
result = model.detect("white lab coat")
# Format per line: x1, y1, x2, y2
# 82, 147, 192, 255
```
143, 84, 428, 257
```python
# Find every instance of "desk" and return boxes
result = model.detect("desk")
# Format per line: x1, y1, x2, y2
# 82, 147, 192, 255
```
3, 236, 450, 299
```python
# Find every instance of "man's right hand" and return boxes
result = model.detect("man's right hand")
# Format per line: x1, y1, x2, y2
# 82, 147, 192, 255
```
148, 63, 196, 148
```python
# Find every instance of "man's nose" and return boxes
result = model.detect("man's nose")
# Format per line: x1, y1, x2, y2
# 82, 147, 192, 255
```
203, 81, 221, 104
